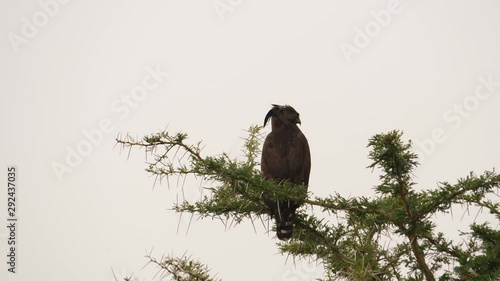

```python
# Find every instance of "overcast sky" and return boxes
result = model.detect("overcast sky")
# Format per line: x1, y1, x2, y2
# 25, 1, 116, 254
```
1, 1, 500, 280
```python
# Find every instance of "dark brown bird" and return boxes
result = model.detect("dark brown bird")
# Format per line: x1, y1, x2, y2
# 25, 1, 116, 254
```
261, 104, 311, 240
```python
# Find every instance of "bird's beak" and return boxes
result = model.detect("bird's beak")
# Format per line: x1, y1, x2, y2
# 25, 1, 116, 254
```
296, 116, 301, 125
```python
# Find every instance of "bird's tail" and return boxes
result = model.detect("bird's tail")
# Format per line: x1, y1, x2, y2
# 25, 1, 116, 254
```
275, 201, 296, 241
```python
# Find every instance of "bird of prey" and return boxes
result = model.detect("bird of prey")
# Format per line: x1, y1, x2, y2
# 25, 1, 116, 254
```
261, 104, 311, 240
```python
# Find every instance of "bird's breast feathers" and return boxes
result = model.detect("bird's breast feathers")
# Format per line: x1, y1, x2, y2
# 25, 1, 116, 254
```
262, 132, 308, 182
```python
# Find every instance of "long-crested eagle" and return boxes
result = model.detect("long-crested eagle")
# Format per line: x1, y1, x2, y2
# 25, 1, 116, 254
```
261, 104, 311, 240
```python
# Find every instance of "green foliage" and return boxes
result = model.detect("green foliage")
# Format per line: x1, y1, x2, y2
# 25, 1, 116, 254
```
144, 253, 220, 281
116, 128, 500, 281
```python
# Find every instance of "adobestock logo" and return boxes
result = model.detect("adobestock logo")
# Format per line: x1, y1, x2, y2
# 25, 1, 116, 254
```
281, 260, 321, 281
8, 0, 71, 54
213, 0, 243, 21
110, 267, 138, 281
414, 74, 500, 163
51, 65, 170, 183
339, 0, 404, 64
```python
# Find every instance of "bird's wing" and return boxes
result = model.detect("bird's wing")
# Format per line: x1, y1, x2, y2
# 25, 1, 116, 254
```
261, 133, 272, 178
301, 134, 311, 187
288, 131, 310, 187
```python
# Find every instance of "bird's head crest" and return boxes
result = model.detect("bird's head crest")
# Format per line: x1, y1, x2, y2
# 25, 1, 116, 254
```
264, 104, 301, 127
264, 104, 280, 127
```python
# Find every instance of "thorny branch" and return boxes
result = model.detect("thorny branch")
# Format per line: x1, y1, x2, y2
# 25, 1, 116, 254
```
116, 128, 500, 280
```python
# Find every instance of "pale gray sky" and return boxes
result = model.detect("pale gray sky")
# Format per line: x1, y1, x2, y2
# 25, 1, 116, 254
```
1, 1, 500, 280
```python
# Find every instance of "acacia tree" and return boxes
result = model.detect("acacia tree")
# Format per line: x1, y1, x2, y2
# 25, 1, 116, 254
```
116, 127, 500, 281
